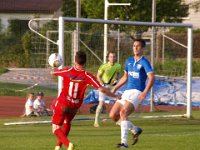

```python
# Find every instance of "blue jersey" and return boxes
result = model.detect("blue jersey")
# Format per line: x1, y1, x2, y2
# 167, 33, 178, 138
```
125, 56, 154, 92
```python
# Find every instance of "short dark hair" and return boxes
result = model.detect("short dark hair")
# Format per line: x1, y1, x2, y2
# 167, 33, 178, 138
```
37, 92, 44, 96
131, 37, 146, 48
107, 51, 116, 58
75, 51, 87, 65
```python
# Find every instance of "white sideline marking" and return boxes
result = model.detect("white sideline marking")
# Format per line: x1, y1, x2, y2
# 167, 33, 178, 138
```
3, 117, 94, 126
15, 83, 38, 92
4, 115, 186, 126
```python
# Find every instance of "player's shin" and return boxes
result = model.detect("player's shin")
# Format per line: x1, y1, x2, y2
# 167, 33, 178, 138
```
54, 128, 70, 148
56, 123, 71, 147
94, 105, 102, 127
121, 120, 129, 146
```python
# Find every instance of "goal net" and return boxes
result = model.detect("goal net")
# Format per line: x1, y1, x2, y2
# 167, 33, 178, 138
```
28, 17, 193, 118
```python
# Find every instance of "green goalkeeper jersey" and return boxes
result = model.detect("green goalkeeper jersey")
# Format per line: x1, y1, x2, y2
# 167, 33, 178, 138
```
98, 62, 121, 85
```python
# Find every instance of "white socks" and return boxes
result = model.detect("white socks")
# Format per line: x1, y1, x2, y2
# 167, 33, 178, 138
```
121, 121, 129, 145
94, 105, 102, 125
121, 120, 138, 145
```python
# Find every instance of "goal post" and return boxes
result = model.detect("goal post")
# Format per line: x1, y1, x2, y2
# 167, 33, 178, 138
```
28, 16, 193, 118
58, 17, 64, 96
58, 17, 193, 118
187, 27, 193, 118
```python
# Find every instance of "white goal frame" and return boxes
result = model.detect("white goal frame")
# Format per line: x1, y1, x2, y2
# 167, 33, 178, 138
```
59, 17, 193, 118
29, 17, 193, 118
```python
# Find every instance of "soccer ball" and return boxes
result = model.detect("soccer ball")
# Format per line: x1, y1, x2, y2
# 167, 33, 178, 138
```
48, 53, 63, 68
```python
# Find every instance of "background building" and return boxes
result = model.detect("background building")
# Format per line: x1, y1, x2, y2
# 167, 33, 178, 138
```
183, 0, 200, 29
0, 0, 62, 31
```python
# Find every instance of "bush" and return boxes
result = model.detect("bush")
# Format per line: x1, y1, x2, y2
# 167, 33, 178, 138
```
0, 67, 9, 75
154, 59, 200, 76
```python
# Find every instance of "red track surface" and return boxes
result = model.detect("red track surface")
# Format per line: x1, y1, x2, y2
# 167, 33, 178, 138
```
0, 96, 199, 118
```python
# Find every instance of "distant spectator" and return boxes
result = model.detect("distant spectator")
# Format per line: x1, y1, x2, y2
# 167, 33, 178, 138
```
33, 92, 52, 116
22, 92, 39, 117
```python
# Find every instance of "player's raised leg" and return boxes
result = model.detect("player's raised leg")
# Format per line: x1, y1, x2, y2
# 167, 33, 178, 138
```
55, 122, 71, 149
53, 112, 75, 150
52, 124, 74, 150
109, 102, 123, 123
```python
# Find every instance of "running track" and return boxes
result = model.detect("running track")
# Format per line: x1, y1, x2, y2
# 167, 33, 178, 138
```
1, 96, 199, 118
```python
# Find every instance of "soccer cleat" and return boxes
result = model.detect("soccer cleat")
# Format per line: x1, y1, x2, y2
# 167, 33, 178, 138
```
54, 146, 61, 150
68, 143, 75, 150
94, 123, 100, 127
132, 127, 143, 145
116, 143, 128, 148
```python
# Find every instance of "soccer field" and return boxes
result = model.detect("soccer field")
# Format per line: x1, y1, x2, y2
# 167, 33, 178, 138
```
1, 111, 200, 150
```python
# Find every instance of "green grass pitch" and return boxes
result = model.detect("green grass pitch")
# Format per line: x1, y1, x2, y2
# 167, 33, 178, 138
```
1, 111, 200, 150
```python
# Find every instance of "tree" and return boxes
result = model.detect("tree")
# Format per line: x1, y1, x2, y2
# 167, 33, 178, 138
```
82, 0, 188, 23
62, 0, 76, 17
81, 0, 189, 36
156, 0, 188, 23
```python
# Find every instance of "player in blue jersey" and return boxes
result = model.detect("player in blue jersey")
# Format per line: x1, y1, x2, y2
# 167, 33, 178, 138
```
109, 38, 155, 148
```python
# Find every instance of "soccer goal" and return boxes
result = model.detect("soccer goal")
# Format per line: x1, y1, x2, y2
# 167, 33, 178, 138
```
28, 17, 193, 118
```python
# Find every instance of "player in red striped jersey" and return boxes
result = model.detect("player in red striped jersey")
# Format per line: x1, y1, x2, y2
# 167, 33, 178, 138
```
51, 51, 120, 150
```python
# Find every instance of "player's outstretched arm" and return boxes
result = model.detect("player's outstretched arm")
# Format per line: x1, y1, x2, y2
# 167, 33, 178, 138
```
112, 71, 128, 93
98, 86, 121, 100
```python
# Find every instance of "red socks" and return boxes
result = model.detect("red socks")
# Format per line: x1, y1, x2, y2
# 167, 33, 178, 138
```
56, 123, 71, 147
54, 128, 70, 147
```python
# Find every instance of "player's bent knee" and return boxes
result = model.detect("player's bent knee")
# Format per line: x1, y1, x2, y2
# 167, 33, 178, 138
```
109, 113, 119, 122
109, 113, 114, 120
52, 124, 60, 134
120, 109, 128, 119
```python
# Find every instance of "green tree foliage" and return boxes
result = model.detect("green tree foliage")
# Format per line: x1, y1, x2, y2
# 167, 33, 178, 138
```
0, 1, 190, 68
80, 0, 189, 35
8, 20, 29, 38
21, 32, 32, 67
0, 19, 29, 67
62, 0, 76, 17
156, 0, 188, 22
81, 0, 188, 23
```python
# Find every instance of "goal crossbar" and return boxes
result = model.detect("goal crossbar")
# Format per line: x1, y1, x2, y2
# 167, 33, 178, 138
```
59, 17, 193, 118
62, 17, 193, 28
28, 17, 193, 118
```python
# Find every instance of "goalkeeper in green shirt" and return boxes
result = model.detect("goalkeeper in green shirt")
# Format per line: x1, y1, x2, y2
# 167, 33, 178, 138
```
94, 51, 121, 127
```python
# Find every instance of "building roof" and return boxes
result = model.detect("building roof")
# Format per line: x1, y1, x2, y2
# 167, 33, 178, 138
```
0, 0, 63, 13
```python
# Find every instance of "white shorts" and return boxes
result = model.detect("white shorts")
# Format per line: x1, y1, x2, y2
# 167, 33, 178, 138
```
116, 89, 142, 109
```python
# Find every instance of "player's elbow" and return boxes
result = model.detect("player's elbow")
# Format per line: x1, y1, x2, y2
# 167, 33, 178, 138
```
98, 86, 105, 93
148, 73, 155, 83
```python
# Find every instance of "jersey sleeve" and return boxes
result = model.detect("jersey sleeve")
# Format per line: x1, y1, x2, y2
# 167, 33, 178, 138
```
53, 68, 70, 77
124, 59, 129, 73
86, 72, 101, 89
142, 58, 154, 74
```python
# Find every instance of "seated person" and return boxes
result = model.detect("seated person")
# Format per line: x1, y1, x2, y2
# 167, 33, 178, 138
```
33, 92, 52, 116
23, 92, 39, 117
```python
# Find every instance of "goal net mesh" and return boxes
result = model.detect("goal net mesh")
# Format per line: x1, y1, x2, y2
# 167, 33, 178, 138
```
28, 17, 193, 117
